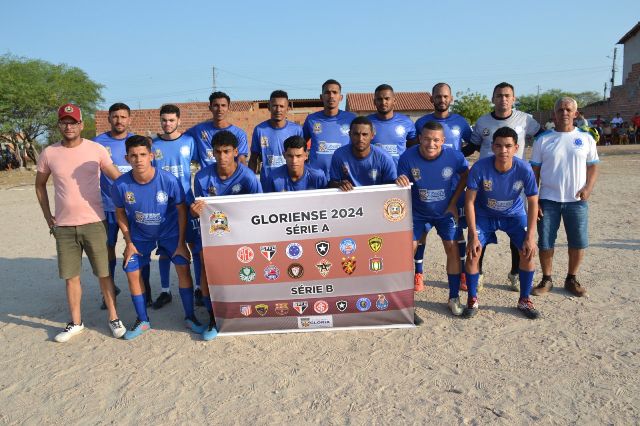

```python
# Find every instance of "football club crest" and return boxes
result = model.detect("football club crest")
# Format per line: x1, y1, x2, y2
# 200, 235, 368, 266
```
231, 184, 242, 194
574, 138, 583, 147
411, 168, 421, 181
339, 238, 356, 255
64, 105, 74, 113
180, 146, 190, 157
441, 167, 453, 179
376, 294, 389, 310
483, 180, 493, 191
287, 263, 304, 279
368, 236, 382, 253
513, 180, 524, 191
156, 191, 168, 204
240, 305, 252, 316
340, 124, 350, 135
206, 149, 214, 159
336, 300, 348, 312
451, 126, 461, 136
125, 191, 136, 204
356, 297, 371, 312
154, 148, 163, 160
315, 241, 330, 256
260, 245, 277, 261
260, 135, 269, 147
255, 304, 268, 316
383, 198, 407, 222
264, 265, 280, 281
209, 211, 230, 236
313, 122, 322, 134
369, 257, 383, 272
395, 125, 406, 136
275, 303, 289, 316
293, 301, 308, 314
286, 242, 303, 259
239, 266, 256, 282
207, 186, 217, 196
341, 257, 356, 275
314, 300, 329, 314
315, 259, 332, 277
236, 246, 254, 263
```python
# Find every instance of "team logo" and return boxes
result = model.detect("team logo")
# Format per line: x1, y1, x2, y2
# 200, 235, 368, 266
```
156, 191, 168, 204
206, 149, 214, 159
515, 126, 523, 133
369, 257, 383, 272
368, 236, 382, 252
368, 168, 379, 181
209, 211, 230, 235
263, 265, 280, 281
574, 138, 583, 147
260, 135, 269, 147
207, 185, 217, 196
239, 266, 256, 282
287, 263, 304, 279
383, 198, 407, 222
313, 122, 322, 134
125, 191, 136, 204
513, 180, 524, 191
231, 184, 242, 194
482, 128, 490, 137
260, 245, 276, 261
356, 297, 371, 312
376, 294, 389, 310
451, 125, 461, 136
483, 180, 493, 191
314, 300, 329, 314
336, 300, 348, 312
342, 256, 356, 275
240, 305, 252, 316
154, 148, 163, 160
340, 238, 356, 255
318, 141, 327, 152
200, 130, 209, 141
64, 105, 74, 113
255, 304, 268, 316
315, 241, 330, 256
441, 167, 453, 179
236, 246, 254, 263
293, 301, 309, 314
395, 125, 406, 136
316, 259, 332, 277
411, 168, 421, 181
275, 303, 289, 316
340, 124, 350, 135
180, 146, 190, 157
286, 242, 303, 259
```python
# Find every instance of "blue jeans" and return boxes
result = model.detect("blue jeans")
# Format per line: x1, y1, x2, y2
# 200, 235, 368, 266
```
537, 200, 589, 250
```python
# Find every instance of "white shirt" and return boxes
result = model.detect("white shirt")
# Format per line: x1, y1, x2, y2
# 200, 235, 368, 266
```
470, 110, 540, 160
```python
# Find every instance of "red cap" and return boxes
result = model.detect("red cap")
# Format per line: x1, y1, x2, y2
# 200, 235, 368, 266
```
58, 103, 82, 122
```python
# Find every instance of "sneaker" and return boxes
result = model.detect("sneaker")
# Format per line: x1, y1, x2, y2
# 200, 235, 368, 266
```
477, 273, 484, 291
507, 272, 519, 292
152, 291, 172, 310
462, 297, 479, 318
565, 276, 587, 297
414, 273, 424, 292
54, 322, 85, 343
460, 273, 468, 292
194, 288, 204, 307
517, 297, 540, 319
109, 318, 127, 338
202, 317, 218, 341
532, 276, 553, 296
185, 316, 206, 334
448, 297, 465, 316
100, 285, 121, 310
123, 318, 151, 340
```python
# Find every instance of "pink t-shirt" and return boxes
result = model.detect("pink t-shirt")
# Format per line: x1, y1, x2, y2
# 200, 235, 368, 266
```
37, 139, 112, 226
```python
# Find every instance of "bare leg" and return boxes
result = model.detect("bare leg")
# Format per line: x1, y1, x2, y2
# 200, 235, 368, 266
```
99, 275, 118, 321
539, 248, 554, 276
66, 276, 82, 324
568, 248, 585, 275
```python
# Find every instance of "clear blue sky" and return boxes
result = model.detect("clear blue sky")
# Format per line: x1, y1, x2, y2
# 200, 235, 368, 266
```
2, 1, 638, 110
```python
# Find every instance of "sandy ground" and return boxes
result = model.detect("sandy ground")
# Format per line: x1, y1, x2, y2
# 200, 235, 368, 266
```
0, 146, 639, 424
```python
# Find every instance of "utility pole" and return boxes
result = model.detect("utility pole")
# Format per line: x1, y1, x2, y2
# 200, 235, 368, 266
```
603, 82, 608, 100
535, 85, 541, 111
212, 66, 217, 92
610, 47, 617, 89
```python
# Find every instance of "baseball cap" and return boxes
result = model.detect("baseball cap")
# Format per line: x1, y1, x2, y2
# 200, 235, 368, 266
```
58, 103, 82, 122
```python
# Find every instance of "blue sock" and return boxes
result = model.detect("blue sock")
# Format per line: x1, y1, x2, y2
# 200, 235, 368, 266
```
519, 269, 535, 299
179, 287, 195, 318
192, 255, 202, 289
203, 296, 213, 314
467, 273, 479, 299
414, 244, 425, 274
448, 273, 461, 299
131, 294, 148, 322
108, 259, 116, 280
159, 257, 171, 291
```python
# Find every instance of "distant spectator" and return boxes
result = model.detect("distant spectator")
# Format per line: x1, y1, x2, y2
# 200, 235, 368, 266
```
575, 112, 589, 129
611, 112, 623, 128
594, 114, 603, 128
544, 117, 555, 130
632, 112, 640, 144
602, 122, 613, 145
619, 122, 629, 145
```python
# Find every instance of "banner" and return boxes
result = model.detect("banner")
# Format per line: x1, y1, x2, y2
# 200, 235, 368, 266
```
200, 184, 415, 335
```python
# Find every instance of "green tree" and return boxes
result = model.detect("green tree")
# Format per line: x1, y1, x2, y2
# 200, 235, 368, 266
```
0, 54, 103, 167
517, 89, 602, 113
451, 90, 492, 125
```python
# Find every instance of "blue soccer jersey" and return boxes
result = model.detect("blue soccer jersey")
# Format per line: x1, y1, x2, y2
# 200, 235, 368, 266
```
398, 146, 468, 220
415, 115, 464, 151
262, 165, 327, 192
467, 156, 538, 218
94, 132, 134, 212
193, 163, 262, 198
111, 168, 185, 242
367, 113, 416, 166
152, 133, 197, 204
303, 110, 356, 178
329, 145, 397, 187
250, 120, 304, 186
187, 122, 249, 169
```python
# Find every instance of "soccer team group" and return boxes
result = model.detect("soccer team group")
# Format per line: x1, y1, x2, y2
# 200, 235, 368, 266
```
35, 79, 599, 343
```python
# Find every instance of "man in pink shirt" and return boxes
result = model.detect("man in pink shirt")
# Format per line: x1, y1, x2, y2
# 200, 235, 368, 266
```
35, 104, 127, 342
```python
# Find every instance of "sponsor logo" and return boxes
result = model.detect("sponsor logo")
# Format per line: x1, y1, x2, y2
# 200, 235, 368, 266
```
260, 135, 269, 147
239, 266, 256, 282
369, 257, 383, 272
287, 263, 304, 279
293, 301, 308, 314
368, 236, 382, 252
263, 265, 280, 281
318, 141, 327, 152
260, 245, 276, 261
286, 242, 303, 259
313, 122, 322, 134
383, 198, 407, 222
314, 300, 329, 314
255, 304, 268, 316
513, 180, 523, 191
315, 240, 330, 256
336, 300, 348, 312
376, 294, 389, 310
482, 128, 490, 137
154, 149, 164, 160
240, 305, 252, 316
275, 303, 289, 316
231, 184, 242, 194
356, 297, 372, 312
298, 315, 333, 329
316, 259, 332, 277
236, 246, 254, 263
156, 191, 168, 204
209, 211, 230, 235
411, 168, 421, 181
125, 191, 136, 204
206, 149, 214, 159
207, 185, 217, 196
441, 167, 453, 179
483, 180, 493, 191
419, 189, 446, 202
340, 238, 356, 255
341, 256, 356, 275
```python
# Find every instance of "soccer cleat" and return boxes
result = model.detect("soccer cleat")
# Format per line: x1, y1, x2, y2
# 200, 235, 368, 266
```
564, 277, 587, 297
202, 317, 218, 341
462, 297, 479, 318
414, 273, 424, 292
123, 318, 151, 340
460, 272, 468, 292
185, 316, 206, 334
477, 273, 484, 291
54, 322, 85, 343
194, 288, 204, 307
100, 285, 121, 310
532, 276, 553, 296
507, 272, 519, 292
448, 297, 465, 316
109, 318, 127, 338
152, 291, 172, 310
517, 297, 540, 319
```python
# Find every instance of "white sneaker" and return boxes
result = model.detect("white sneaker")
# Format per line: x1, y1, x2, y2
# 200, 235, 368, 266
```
507, 272, 519, 292
448, 297, 465, 316
478, 273, 484, 291
54, 322, 85, 343
109, 319, 127, 338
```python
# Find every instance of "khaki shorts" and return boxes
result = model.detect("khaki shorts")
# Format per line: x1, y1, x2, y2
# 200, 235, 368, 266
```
53, 221, 109, 279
